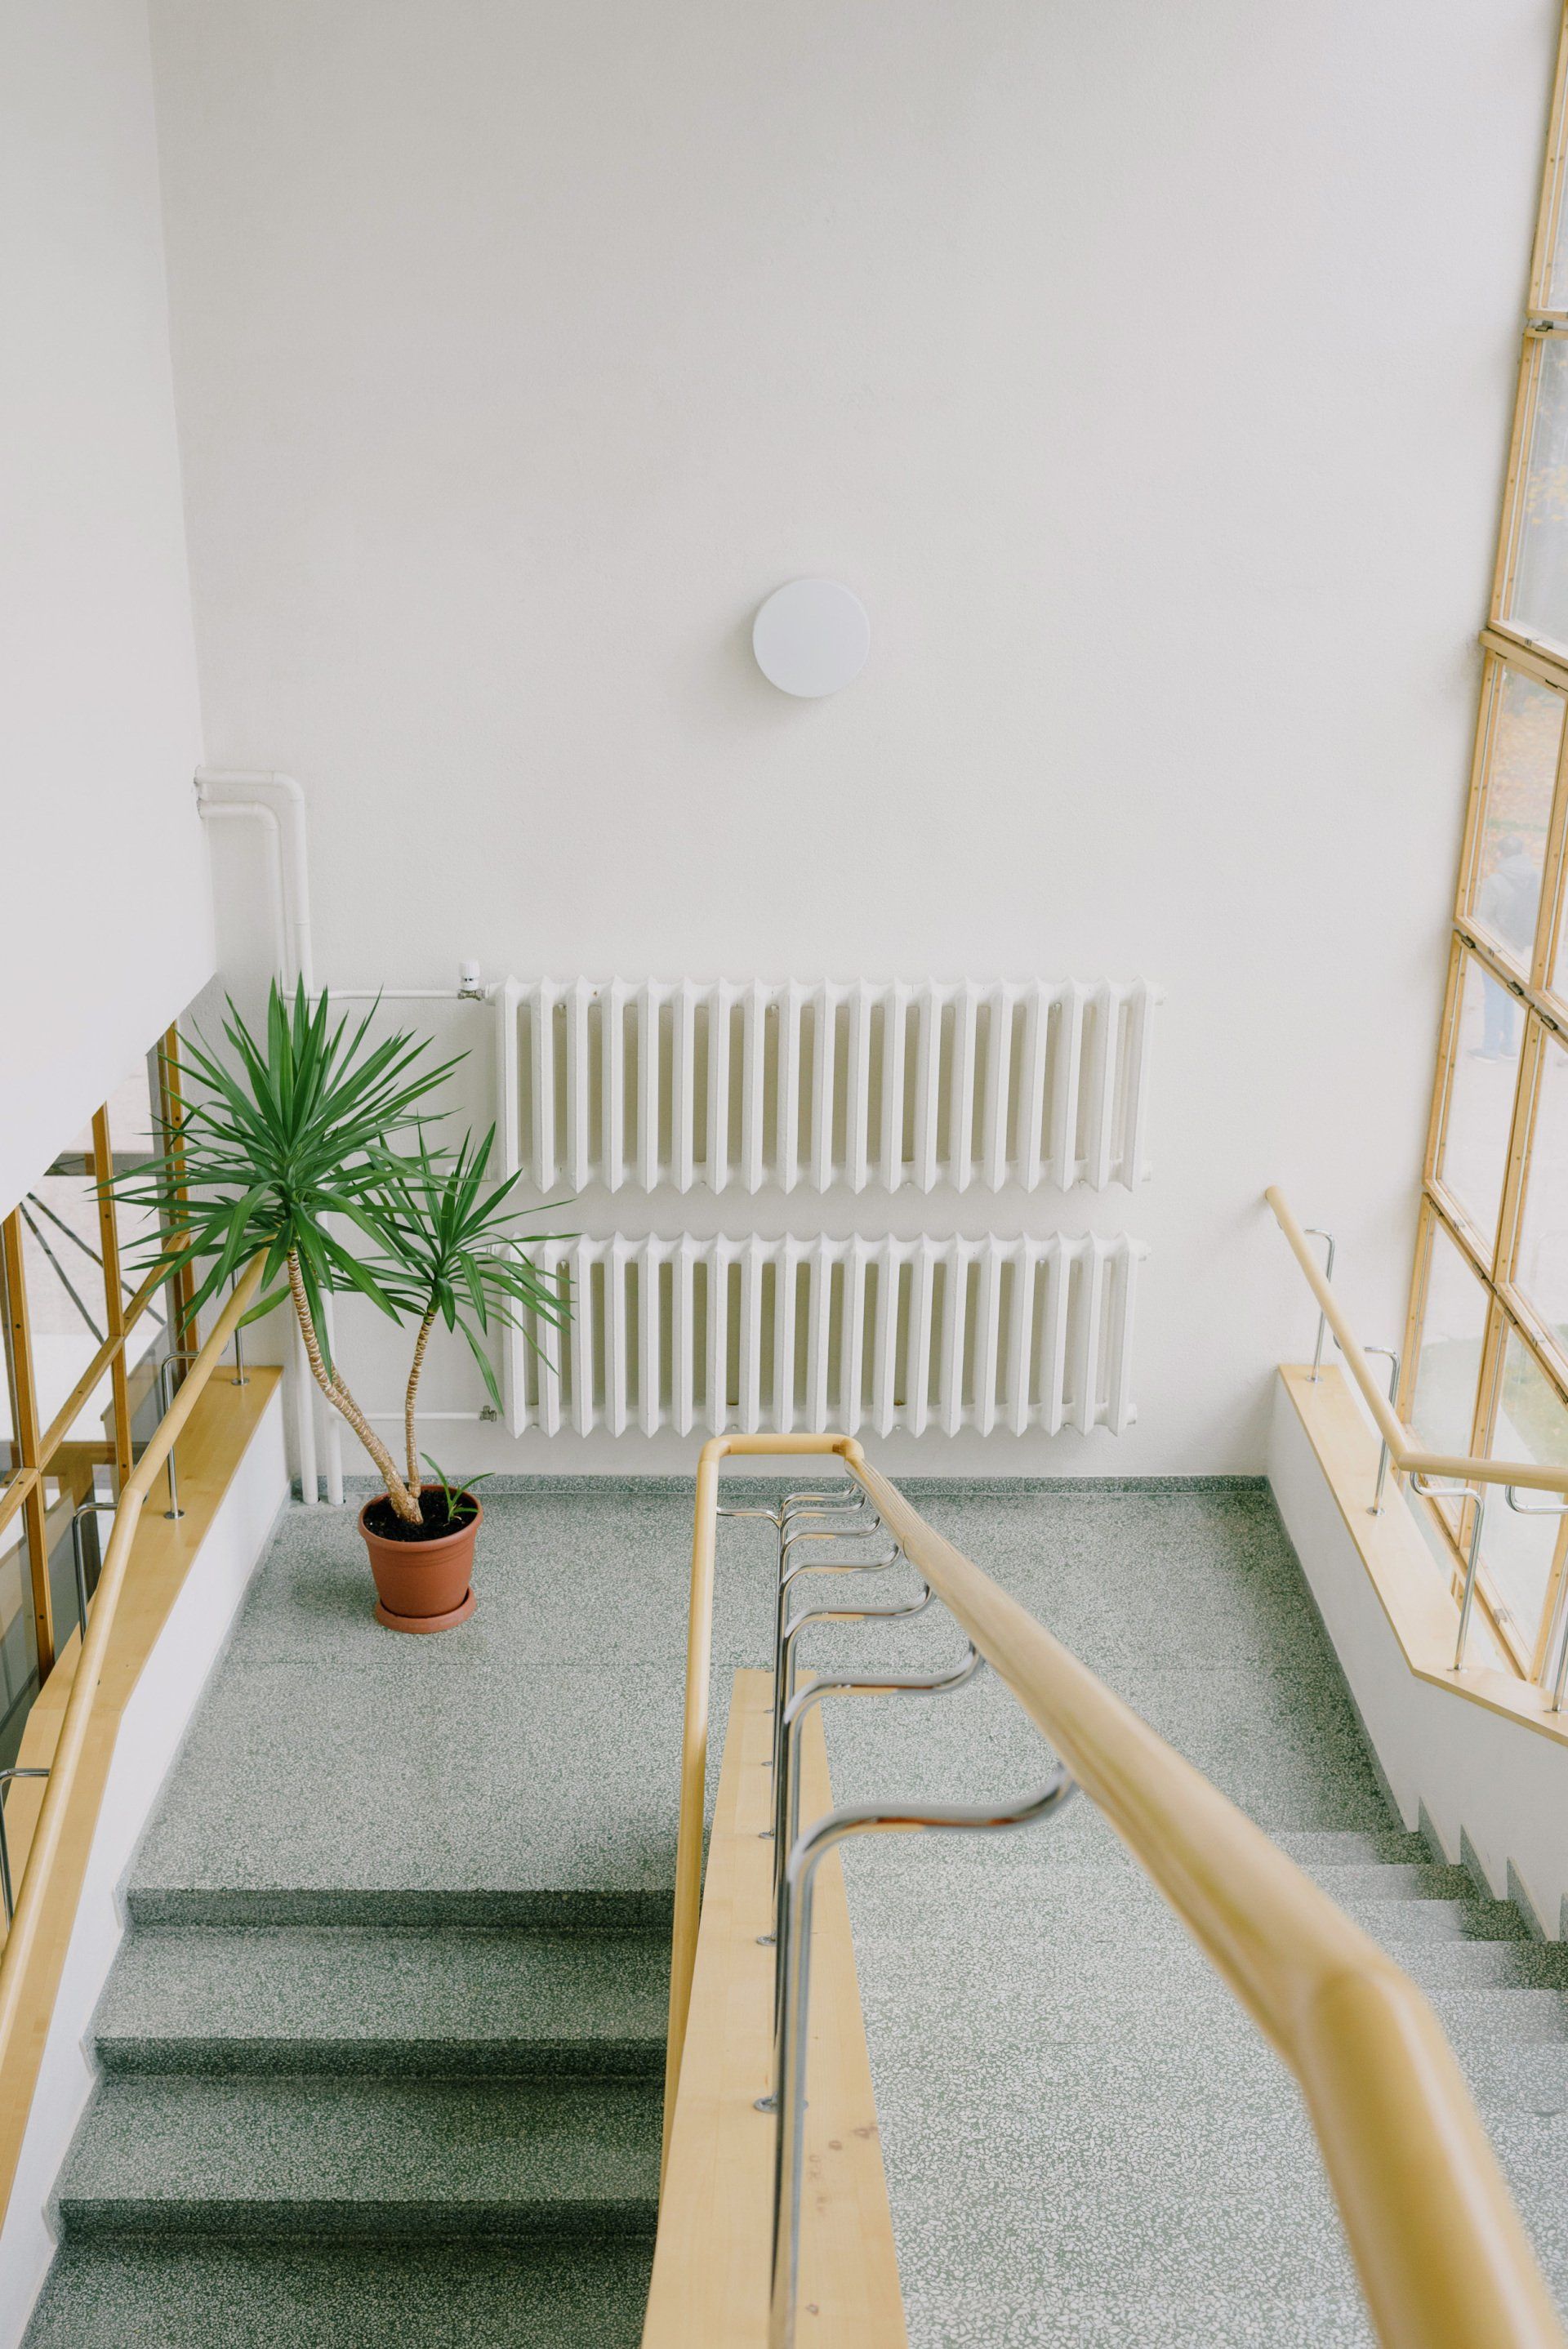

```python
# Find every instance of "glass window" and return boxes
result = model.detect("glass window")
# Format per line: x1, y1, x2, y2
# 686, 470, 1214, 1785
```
1468, 666, 1561, 970
0, 1505, 40, 1772
1479, 1328, 1568, 1651
20, 1121, 113, 1437
1508, 341, 1568, 653
1515, 1026, 1568, 1360
1409, 20, 1568, 1686
1433, 953, 1523, 1254
1409, 1212, 1491, 1463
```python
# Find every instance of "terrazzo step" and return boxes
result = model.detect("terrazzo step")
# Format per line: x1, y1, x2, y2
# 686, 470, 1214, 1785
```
24, 2239, 654, 2348
1334, 1894, 1529, 1946
1417, 1985, 1568, 2048
57, 2075, 662, 2244
1393, 1940, 1568, 1991
93, 1925, 669, 2079
1272, 1828, 1432, 1866
1298, 1861, 1477, 1904
124, 1883, 673, 1930
1456, 2041, 1568, 2117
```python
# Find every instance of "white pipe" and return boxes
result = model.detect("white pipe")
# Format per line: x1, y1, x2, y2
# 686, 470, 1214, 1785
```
200, 802, 287, 977
318, 1294, 345, 1506
196, 769, 314, 996
197, 768, 327, 1504
289, 1319, 319, 1505
314, 986, 499, 1002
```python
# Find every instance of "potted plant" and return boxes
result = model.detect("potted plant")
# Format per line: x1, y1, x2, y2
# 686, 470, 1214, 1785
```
115, 980, 570, 1631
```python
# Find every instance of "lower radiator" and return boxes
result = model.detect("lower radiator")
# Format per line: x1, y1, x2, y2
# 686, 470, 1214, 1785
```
506, 1233, 1144, 1439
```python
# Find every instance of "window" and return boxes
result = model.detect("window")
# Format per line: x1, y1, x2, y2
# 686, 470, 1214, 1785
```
0, 1034, 182, 1766
1402, 19, 1568, 1676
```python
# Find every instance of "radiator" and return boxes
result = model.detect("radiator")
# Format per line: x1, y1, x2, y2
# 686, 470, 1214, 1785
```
507, 1232, 1144, 1439
502, 979, 1157, 1197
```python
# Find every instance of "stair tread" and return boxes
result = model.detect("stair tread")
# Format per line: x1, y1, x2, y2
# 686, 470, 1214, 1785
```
24, 2239, 654, 2347
94, 1925, 668, 2075
59, 2075, 660, 2240
1287, 1861, 1477, 1901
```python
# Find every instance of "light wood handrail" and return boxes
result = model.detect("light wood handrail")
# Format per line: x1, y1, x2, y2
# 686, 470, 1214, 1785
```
663, 1431, 1567, 2348
1267, 1185, 1568, 1497
0, 1255, 264, 2201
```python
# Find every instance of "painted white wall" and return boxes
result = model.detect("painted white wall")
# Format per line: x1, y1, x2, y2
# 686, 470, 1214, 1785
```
1269, 1379, 1568, 1938
0, 1386, 286, 2343
149, 0, 1558, 1472
0, 0, 212, 1219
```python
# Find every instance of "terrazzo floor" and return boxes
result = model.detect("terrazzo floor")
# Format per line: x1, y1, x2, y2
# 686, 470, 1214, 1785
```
24, 1477, 1567, 2345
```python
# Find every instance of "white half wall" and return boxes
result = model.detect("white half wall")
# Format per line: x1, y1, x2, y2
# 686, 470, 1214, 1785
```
0, 0, 211, 1218
1269, 1373, 1568, 1940
0, 1384, 287, 2346
149, 0, 1558, 1470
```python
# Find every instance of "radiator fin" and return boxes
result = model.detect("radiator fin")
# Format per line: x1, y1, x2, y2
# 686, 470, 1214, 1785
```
510, 979, 1156, 1196
510, 1233, 1143, 1439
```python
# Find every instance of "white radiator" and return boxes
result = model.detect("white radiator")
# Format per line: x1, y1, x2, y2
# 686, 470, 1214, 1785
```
502, 978, 1157, 1197
507, 1232, 1144, 1440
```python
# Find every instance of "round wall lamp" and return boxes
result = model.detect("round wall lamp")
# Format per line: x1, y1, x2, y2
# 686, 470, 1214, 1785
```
752, 577, 870, 698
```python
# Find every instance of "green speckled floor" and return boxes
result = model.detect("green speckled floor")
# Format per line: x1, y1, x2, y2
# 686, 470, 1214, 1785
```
23, 1479, 1568, 2345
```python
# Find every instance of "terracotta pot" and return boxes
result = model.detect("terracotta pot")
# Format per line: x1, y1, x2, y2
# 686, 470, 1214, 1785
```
359, 1493, 482, 1634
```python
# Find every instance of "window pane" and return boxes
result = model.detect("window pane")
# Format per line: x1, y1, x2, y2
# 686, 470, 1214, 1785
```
105, 1062, 168, 1407
1468, 666, 1561, 970
0, 1508, 40, 1772
1435, 954, 1522, 1251
20, 1124, 112, 1436
1548, 181, 1568, 311
1516, 1025, 1568, 1357
1508, 339, 1568, 652
1481, 1327, 1568, 1652
1410, 1212, 1491, 1460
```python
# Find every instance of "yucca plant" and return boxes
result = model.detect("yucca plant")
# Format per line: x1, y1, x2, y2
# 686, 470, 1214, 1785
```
112, 979, 571, 1527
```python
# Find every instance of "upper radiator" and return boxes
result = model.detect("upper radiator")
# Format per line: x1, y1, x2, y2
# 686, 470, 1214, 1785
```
501, 978, 1158, 1197
507, 1231, 1144, 1440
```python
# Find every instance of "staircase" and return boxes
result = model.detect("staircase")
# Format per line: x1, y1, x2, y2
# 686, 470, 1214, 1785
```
16, 1481, 1568, 2345
24, 1900, 666, 2343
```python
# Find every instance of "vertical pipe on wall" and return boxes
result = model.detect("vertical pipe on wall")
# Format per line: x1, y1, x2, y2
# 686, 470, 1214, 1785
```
195, 769, 330, 1504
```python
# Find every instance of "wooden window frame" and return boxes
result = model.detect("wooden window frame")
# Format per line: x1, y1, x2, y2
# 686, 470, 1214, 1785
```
1402, 7, 1568, 1682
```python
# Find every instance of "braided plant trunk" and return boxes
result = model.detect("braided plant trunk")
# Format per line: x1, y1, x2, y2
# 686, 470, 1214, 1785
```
286, 1251, 424, 1524
404, 1305, 438, 1494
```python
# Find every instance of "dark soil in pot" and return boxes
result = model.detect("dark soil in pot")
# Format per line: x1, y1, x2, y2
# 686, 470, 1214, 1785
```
362, 1488, 481, 1542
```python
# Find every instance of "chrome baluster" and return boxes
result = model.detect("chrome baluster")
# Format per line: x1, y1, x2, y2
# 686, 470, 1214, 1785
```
768, 1771, 1076, 2349
1506, 1487, 1568, 1708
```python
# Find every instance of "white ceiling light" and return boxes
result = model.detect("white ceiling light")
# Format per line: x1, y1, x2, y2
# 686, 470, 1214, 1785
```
751, 578, 870, 698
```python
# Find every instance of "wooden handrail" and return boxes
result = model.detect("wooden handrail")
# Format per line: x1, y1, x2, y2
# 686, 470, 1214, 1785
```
0, 1256, 264, 2194
1267, 1185, 1568, 1498
662, 1432, 1566, 2347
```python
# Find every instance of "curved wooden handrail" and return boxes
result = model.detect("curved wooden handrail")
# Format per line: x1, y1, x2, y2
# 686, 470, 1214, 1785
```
0, 1257, 265, 2164
1267, 1185, 1568, 1497
662, 1429, 1566, 2347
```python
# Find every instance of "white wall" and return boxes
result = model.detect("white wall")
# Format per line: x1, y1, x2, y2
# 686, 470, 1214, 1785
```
0, 1385, 287, 2345
1270, 1378, 1568, 1938
149, 0, 1557, 1472
0, 0, 211, 1218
